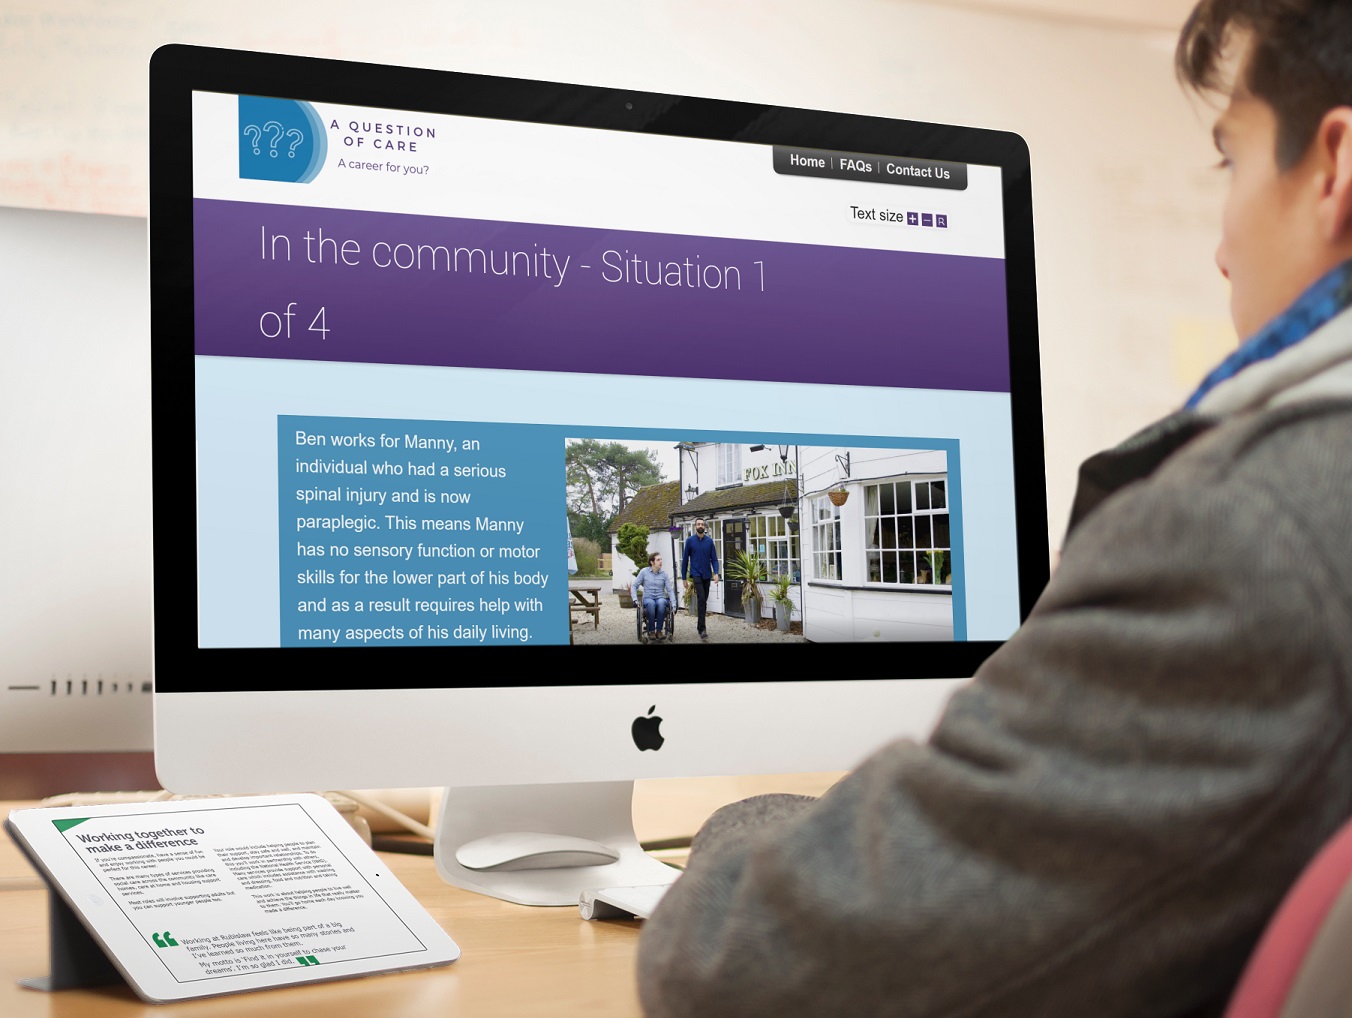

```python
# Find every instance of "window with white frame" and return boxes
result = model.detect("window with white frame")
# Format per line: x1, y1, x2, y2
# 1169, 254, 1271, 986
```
864, 476, 950, 586
716, 444, 741, 487
747, 513, 800, 582
810, 496, 842, 581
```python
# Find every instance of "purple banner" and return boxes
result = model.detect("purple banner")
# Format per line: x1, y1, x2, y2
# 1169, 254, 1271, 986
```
193, 199, 1010, 392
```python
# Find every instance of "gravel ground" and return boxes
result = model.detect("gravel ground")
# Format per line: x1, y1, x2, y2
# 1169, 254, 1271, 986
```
570, 586, 808, 645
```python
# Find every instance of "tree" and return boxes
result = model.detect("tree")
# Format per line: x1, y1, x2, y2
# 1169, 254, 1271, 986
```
616, 523, 651, 573
567, 509, 611, 548
567, 438, 610, 519
565, 439, 665, 520
610, 445, 664, 516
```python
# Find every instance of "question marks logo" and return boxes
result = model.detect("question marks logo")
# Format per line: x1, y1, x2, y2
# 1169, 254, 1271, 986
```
261, 121, 284, 158
242, 123, 289, 157
239, 96, 328, 183
241, 124, 307, 160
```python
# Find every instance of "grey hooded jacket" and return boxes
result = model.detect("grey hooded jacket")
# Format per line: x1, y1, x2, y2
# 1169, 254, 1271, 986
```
636, 307, 1352, 1018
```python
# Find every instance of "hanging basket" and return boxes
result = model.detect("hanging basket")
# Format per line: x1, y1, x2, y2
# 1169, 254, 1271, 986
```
828, 488, 849, 507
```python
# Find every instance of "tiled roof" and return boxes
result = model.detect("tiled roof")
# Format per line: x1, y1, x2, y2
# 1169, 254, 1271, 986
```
609, 480, 682, 532
674, 479, 799, 518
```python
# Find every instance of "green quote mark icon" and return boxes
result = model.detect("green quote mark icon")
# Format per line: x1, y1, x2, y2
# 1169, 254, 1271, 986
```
151, 932, 178, 948
296, 955, 320, 966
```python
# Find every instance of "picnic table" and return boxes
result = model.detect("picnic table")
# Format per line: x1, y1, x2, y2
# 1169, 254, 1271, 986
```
568, 579, 604, 638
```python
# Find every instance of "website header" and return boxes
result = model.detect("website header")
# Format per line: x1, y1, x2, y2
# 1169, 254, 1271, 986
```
194, 92, 1006, 260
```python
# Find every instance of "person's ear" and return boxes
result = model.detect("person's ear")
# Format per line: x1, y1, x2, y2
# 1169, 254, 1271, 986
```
1314, 106, 1352, 244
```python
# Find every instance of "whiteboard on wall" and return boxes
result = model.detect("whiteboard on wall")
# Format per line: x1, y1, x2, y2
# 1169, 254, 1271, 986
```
0, 0, 1235, 549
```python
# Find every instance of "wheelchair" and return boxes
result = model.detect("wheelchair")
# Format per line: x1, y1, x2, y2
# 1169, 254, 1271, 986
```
633, 588, 678, 643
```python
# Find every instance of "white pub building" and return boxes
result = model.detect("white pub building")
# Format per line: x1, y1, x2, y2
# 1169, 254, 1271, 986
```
613, 441, 953, 642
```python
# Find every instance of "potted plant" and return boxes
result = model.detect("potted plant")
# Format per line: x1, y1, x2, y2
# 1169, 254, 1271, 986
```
726, 548, 767, 624
923, 549, 951, 585
615, 522, 650, 608
828, 483, 849, 507
770, 573, 794, 632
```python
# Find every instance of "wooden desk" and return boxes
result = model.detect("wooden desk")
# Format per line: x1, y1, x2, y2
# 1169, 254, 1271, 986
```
568, 580, 604, 630
0, 773, 842, 1017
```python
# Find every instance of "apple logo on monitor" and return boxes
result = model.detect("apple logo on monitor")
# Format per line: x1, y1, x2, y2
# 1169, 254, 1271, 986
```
632, 706, 664, 751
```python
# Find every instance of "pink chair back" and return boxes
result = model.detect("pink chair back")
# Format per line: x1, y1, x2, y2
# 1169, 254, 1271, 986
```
1223, 817, 1352, 1017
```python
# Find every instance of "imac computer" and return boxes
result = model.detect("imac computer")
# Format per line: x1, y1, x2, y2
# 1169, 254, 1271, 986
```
149, 44, 1047, 905
1, 207, 156, 795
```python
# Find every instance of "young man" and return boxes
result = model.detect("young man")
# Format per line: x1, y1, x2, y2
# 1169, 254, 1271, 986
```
680, 518, 720, 641
632, 551, 675, 643
637, 2, 1352, 1015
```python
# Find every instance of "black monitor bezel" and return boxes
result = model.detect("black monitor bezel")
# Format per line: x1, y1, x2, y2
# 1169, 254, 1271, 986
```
150, 43, 1047, 692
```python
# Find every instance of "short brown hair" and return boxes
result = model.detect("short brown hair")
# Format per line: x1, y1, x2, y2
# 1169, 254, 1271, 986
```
1177, 0, 1352, 167
648, 551, 660, 566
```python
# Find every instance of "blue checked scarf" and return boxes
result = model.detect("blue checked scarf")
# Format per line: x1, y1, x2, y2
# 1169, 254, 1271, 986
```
1186, 259, 1352, 410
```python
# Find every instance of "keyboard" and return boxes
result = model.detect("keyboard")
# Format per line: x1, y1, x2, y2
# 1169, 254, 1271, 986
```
578, 883, 673, 920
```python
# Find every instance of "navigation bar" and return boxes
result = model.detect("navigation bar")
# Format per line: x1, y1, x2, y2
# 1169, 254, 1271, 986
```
772, 146, 967, 190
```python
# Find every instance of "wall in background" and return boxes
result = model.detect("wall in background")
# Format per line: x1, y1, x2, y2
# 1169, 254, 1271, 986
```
0, 0, 1235, 553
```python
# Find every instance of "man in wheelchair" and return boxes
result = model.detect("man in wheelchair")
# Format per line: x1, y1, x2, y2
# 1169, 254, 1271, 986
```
631, 550, 676, 644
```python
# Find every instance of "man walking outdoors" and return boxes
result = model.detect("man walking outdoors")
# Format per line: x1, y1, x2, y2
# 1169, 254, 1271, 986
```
680, 518, 719, 642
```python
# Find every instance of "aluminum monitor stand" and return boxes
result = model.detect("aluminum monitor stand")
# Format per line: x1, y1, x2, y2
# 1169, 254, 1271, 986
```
433, 782, 680, 906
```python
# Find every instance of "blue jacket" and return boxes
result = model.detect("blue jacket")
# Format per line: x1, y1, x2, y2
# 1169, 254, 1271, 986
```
681, 533, 719, 580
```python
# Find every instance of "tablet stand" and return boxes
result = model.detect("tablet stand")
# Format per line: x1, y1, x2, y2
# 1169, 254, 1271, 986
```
21, 875, 123, 992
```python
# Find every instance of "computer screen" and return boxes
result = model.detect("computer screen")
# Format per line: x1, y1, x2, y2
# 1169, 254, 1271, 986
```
150, 44, 1046, 903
